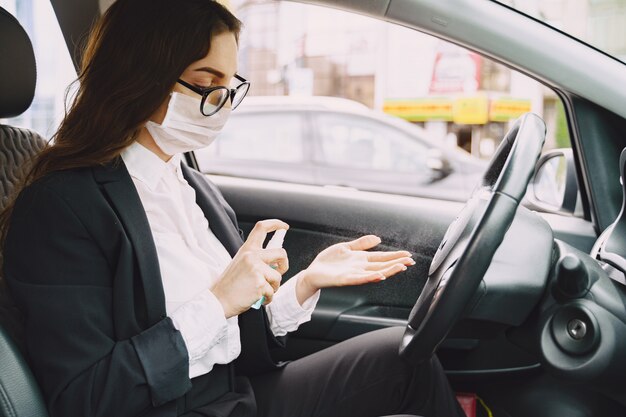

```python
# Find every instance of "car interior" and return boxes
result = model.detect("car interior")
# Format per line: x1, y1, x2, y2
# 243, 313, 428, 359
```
1, 1, 626, 417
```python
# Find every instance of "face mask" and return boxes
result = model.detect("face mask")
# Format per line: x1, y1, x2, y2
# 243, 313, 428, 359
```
146, 92, 231, 156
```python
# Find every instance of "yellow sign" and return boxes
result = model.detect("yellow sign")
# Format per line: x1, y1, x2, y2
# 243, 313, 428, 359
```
453, 96, 489, 125
490, 98, 532, 122
383, 98, 453, 122
384, 96, 530, 124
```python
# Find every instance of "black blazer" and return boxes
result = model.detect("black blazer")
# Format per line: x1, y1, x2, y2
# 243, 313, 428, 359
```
3, 159, 285, 417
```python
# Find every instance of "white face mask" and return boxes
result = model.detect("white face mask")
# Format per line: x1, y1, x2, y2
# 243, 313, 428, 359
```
146, 92, 231, 156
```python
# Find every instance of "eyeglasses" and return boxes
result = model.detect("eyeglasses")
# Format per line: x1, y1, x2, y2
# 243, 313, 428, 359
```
177, 74, 250, 116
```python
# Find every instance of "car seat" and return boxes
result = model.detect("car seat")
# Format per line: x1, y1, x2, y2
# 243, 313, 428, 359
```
0, 6, 49, 417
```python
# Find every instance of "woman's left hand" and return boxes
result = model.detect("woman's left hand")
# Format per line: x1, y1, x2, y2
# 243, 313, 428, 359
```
297, 235, 416, 300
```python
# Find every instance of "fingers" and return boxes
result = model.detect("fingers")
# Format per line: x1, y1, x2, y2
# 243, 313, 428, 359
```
260, 281, 275, 305
244, 219, 290, 249
378, 262, 408, 279
260, 263, 282, 292
345, 235, 381, 251
259, 247, 289, 275
343, 262, 410, 286
365, 257, 415, 271
341, 255, 414, 286
342, 270, 386, 286
252, 267, 280, 306
366, 250, 413, 262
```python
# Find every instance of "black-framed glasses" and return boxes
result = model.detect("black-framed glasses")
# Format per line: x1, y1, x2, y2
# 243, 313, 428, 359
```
177, 74, 250, 116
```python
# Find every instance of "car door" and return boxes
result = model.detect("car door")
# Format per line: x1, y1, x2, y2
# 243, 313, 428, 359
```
210, 175, 459, 355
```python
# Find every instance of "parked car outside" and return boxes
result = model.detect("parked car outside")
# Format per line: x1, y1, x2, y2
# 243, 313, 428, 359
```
195, 96, 488, 201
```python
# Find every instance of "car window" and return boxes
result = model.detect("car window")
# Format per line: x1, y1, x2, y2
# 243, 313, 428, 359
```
0, 0, 77, 137
201, 112, 305, 163
317, 113, 428, 174
194, 0, 574, 209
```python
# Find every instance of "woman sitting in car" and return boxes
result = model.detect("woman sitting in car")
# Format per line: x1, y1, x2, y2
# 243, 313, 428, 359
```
0, 1, 465, 416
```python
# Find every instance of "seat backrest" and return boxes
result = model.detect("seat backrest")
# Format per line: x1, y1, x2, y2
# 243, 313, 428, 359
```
0, 6, 49, 417
0, 326, 48, 417
0, 5, 46, 211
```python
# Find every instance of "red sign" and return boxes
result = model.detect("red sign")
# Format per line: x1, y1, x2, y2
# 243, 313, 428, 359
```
430, 48, 482, 94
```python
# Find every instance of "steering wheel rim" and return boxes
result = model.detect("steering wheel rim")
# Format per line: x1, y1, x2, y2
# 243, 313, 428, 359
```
399, 113, 546, 364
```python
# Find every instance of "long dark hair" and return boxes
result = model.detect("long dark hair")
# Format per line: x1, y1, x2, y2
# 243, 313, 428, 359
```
0, 2, 241, 348
0, 0, 241, 246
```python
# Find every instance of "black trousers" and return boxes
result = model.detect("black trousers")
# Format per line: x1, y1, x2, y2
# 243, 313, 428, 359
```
249, 326, 465, 417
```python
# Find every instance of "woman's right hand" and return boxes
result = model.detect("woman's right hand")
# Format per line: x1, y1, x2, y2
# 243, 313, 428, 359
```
211, 219, 290, 318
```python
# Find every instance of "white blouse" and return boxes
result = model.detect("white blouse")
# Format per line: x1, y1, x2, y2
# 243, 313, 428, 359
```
121, 142, 320, 379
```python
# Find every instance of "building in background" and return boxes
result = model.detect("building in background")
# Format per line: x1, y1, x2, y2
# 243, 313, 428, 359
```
229, 0, 626, 159
230, 0, 577, 159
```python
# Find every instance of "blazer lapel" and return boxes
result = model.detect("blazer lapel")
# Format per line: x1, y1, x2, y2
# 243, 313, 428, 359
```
92, 159, 166, 326
90, 159, 242, 327
181, 164, 244, 257
181, 166, 283, 373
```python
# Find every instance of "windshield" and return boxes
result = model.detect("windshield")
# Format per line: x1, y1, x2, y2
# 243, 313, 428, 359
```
495, 0, 626, 64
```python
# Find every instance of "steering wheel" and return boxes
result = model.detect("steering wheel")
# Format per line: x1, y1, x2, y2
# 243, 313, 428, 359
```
399, 113, 546, 364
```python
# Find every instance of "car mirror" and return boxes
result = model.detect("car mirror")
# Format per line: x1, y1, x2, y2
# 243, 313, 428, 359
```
526, 148, 580, 215
425, 149, 452, 180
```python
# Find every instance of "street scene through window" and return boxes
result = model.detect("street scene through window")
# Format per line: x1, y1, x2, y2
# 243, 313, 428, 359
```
195, 0, 581, 202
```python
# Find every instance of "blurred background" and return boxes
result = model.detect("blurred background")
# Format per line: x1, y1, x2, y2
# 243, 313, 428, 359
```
4, 0, 626, 157
1, 0, 624, 201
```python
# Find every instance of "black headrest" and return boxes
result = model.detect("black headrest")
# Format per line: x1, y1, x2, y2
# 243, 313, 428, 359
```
0, 7, 36, 119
